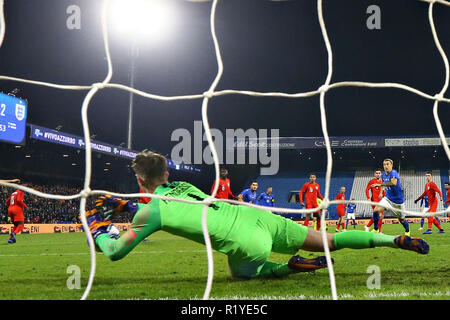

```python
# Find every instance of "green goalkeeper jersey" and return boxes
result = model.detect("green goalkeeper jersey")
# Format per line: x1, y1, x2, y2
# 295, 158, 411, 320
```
156, 181, 260, 256
96, 181, 267, 259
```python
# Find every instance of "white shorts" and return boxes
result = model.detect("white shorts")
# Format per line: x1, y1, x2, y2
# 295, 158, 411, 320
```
347, 213, 356, 220
378, 197, 405, 219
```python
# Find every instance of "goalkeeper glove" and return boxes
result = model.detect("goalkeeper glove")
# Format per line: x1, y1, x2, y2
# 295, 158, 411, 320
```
95, 195, 138, 219
81, 208, 111, 240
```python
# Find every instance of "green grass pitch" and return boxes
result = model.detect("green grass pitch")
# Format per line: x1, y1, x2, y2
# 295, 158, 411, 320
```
0, 223, 449, 300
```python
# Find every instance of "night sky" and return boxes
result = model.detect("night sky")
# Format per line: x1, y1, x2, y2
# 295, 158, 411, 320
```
0, 0, 449, 164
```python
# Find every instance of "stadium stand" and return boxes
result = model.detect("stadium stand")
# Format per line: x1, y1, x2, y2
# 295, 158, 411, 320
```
0, 184, 134, 224
250, 168, 449, 220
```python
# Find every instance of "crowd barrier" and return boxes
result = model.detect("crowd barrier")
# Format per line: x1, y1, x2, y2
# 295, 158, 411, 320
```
302, 217, 449, 227
0, 223, 131, 234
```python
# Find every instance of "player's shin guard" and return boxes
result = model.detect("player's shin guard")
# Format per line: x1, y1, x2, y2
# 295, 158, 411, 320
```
333, 231, 397, 250
373, 213, 380, 231
402, 219, 410, 232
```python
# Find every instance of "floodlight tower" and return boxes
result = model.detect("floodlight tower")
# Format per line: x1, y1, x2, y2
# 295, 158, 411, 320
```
110, 0, 175, 149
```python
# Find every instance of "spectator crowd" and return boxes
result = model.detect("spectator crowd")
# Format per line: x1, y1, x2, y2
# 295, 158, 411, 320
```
0, 183, 135, 224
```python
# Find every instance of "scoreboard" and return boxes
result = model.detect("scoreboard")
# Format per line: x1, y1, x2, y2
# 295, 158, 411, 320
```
0, 92, 28, 144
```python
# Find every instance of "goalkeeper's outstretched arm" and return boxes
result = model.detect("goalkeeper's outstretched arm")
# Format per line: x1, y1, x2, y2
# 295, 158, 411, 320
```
95, 202, 162, 261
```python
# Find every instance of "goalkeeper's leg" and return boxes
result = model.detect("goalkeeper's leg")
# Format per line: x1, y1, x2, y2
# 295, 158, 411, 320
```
300, 228, 429, 254
227, 219, 330, 279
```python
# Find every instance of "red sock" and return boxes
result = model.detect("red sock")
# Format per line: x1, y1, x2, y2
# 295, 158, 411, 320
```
14, 224, 24, 234
336, 222, 340, 230
433, 217, 442, 230
304, 219, 309, 227
428, 217, 433, 230
341, 223, 345, 230
11, 225, 16, 234
378, 219, 383, 232
367, 218, 373, 227
316, 220, 321, 230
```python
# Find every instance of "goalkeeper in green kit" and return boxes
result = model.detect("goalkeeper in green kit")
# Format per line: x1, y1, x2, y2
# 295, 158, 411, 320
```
86, 150, 429, 279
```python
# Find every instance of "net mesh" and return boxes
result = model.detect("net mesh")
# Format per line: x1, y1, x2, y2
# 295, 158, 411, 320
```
0, 0, 449, 300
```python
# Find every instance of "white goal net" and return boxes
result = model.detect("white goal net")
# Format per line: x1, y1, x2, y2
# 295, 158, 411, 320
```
0, 0, 449, 300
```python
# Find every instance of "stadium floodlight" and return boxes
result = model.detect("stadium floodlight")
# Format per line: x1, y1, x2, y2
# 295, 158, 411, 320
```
109, 0, 177, 149
109, 0, 175, 41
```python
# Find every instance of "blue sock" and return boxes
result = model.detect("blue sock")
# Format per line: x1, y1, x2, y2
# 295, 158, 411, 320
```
420, 218, 424, 228
435, 216, 441, 224
353, 220, 356, 228
373, 213, 380, 231
402, 219, 410, 232
345, 220, 349, 228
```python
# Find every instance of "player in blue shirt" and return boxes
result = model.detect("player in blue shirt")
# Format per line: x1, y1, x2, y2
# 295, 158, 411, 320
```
238, 180, 259, 204
371, 159, 410, 236
418, 195, 429, 230
345, 200, 357, 230
257, 187, 275, 207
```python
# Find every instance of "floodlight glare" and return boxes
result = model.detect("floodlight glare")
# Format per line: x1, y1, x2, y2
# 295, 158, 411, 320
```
110, 0, 175, 41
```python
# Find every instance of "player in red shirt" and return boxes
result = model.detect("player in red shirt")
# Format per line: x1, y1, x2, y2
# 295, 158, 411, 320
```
364, 169, 385, 233
334, 187, 346, 232
211, 168, 236, 200
414, 172, 444, 234
6, 188, 28, 243
299, 173, 323, 230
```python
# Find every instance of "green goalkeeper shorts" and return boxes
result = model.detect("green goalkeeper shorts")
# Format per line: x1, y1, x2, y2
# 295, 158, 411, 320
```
226, 207, 309, 278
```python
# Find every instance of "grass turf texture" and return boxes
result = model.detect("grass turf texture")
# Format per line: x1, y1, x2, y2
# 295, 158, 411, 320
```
0, 223, 449, 300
